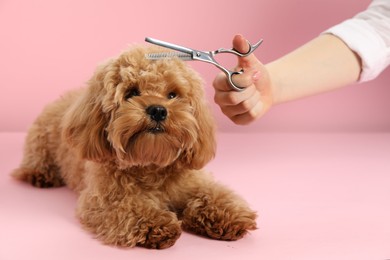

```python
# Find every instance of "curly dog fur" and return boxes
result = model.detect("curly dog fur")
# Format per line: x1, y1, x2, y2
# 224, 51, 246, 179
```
12, 45, 257, 249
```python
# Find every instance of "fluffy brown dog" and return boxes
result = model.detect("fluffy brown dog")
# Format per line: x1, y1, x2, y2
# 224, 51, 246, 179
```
12, 45, 257, 249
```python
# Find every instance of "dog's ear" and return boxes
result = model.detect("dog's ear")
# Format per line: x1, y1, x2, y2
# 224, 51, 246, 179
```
184, 79, 217, 170
61, 60, 119, 162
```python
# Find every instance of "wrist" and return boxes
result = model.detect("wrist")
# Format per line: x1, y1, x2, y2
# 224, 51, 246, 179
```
264, 61, 282, 105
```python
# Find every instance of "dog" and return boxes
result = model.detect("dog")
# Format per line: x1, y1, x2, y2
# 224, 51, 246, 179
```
12, 45, 257, 249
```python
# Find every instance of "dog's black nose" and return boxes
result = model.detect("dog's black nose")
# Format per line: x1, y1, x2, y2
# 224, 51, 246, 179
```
146, 105, 167, 122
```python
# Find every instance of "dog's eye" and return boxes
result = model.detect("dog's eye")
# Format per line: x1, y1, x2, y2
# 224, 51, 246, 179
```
167, 92, 177, 99
125, 87, 141, 99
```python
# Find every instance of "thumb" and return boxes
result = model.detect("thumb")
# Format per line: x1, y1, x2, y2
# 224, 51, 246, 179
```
233, 34, 258, 69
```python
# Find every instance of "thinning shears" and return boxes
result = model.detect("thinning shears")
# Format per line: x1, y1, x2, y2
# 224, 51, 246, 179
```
145, 37, 263, 91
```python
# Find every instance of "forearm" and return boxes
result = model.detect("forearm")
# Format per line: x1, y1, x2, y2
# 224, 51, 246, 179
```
267, 34, 362, 104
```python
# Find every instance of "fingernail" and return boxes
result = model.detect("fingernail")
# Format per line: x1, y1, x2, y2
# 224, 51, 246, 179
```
252, 71, 261, 81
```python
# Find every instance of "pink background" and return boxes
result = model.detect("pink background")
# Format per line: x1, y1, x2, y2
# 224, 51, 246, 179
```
1, 1, 390, 259
1, 0, 389, 133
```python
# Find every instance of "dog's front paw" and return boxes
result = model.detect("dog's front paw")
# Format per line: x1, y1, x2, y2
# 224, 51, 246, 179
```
135, 211, 182, 249
79, 201, 182, 249
138, 220, 182, 249
12, 167, 65, 188
182, 195, 257, 241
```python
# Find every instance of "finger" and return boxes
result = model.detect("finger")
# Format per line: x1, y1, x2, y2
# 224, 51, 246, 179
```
212, 72, 231, 91
230, 102, 264, 125
214, 84, 257, 106
233, 34, 250, 54
231, 67, 258, 89
220, 89, 261, 117
233, 34, 259, 69
213, 69, 258, 91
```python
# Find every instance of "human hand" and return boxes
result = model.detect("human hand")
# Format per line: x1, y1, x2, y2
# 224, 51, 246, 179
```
213, 34, 274, 125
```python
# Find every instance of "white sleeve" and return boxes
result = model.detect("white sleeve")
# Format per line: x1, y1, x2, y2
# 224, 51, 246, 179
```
324, 0, 390, 82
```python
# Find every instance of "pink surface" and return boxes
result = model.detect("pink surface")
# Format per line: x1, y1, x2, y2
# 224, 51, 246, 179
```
1, 132, 390, 259
1, 0, 389, 133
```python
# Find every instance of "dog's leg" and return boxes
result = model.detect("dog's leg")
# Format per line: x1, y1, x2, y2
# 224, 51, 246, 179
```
12, 123, 64, 188
77, 179, 182, 249
77, 193, 182, 249
181, 180, 257, 241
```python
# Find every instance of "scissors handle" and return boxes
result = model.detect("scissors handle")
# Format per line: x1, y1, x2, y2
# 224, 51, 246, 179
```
215, 39, 263, 57
193, 51, 245, 91
222, 69, 245, 92
212, 39, 263, 91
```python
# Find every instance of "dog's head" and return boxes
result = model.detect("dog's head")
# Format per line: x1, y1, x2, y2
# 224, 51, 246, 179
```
62, 45, 216, 170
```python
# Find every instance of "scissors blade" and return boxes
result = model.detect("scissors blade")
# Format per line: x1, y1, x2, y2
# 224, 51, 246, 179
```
145, 37, 195, 57
145, 51, 193, 61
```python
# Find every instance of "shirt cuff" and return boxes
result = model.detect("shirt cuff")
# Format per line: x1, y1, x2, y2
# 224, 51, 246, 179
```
324, 19, 388, 82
